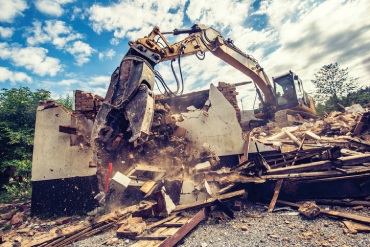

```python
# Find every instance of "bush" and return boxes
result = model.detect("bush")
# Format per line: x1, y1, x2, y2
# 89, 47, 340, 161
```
2, 177, 31, 200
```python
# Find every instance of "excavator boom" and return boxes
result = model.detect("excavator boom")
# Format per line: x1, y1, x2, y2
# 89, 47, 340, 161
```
92, 24, 316, 155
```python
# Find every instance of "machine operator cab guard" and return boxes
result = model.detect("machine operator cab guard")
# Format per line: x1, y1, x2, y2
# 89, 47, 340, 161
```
273, 70, 311, 110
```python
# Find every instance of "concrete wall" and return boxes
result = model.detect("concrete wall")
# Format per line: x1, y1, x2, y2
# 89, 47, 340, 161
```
32, 106, 96, 181
177, 84, 245, 156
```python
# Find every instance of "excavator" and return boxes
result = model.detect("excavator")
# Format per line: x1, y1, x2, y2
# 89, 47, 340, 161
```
91, 24, 316, 151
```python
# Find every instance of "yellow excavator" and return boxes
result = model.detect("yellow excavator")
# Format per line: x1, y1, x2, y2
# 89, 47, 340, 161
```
92, 24, 316, 149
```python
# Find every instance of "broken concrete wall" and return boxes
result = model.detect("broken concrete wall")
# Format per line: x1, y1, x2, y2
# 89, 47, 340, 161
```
31, 102, 99, 215
177, 84, 245, 156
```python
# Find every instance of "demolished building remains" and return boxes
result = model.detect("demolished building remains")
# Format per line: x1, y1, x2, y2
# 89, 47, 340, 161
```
1, 82, 364, 246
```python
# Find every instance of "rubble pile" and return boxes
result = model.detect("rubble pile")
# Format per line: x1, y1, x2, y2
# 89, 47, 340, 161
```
89, 103, 370, 245
2, 87, 370, 246
246, 106, 370, 202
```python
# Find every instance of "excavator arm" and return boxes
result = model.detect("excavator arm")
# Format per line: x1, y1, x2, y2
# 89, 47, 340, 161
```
132, 24, 275, 105
92, 24, 277, 155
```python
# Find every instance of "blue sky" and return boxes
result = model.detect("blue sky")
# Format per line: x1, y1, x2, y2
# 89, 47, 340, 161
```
1, 0, 370, 109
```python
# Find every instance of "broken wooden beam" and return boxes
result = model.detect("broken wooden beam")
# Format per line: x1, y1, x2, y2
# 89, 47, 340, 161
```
173, 190, 245, 212
265, 153, 370, 175
304, 131, 321, 140
158, 209, 208, 247
343, 220, 370, 233
284, 130, 302, 146
313, 199, 370, 207
267, 179, 284, 213
146, 214, 179, 230
262, 167, 370, 180
277, 200, 370, 225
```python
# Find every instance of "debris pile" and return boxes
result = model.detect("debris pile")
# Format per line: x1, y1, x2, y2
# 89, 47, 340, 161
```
2, 87, 370, 246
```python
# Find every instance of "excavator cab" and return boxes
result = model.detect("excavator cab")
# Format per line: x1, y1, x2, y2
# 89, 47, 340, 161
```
273, 71, 311, 110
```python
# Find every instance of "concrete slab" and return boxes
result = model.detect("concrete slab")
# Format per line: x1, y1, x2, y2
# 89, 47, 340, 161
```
177, 84, 244, 156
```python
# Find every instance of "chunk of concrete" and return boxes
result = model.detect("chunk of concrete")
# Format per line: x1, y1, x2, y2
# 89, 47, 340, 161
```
345, 104, 365, 114
195, 161, 211, 172
109, 172, 131, 192
179, 191, 209, 205
177, 84, 244, 156
181, 180, 195, 194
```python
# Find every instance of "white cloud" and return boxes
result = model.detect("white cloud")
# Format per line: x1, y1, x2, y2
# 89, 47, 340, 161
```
71, 6, 82, 20
98, 49, 116, 60
0, 67, 32, 84
260, 0, 370, 91
39, 75, 110, 98
186, 0, 250, 31
57, 79, 79, 86
110, 38, 119, 46
0, 0, 27, 23
0, 26, 13, 38
66, 41, 96, 66
25, 20, 96, 65
0, 42, 62, 76
34, 0, 75, 17
26, 20, 83, 49
88, 0, 186, 40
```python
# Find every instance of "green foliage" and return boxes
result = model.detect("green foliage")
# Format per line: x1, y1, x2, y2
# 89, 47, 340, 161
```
315, 86, 370, 116
0, 190, 14, 204
56, 93, 73, 110
345, 87, 370, 106
0, 87, 50, 177
2, 177, 31, 199
312, 63, 358, 112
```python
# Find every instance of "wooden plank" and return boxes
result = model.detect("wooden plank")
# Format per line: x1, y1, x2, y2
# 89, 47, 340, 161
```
44, 236, 65, 247
343, 221, 370, 233
158, 209, 207, 247
54, 226, 92, 247
141, 180, 157, 194
277, 200, 370, 225
304, 131, 321, 140
266, 154, 370, 175
262, 167, 370, 180
174, 190, 245, 212
136, 235, 170, 240
131, 240, 162, 247
313, 199, 370, 207
146, 214, 179, 230
283, 130, 302, 146
267, 179, 284, 213
240, 132, 251, 162
159, 222, 184, 227
133, 227, 169, 247
26, 223, 91, 247
215, 184, 236, 195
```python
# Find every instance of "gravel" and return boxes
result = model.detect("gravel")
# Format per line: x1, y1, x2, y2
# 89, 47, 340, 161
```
68, 202, 370, 247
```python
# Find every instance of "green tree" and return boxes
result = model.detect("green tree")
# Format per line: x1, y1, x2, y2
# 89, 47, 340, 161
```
0, 87, 50, 180
312, 63, 358, 112
345, 86, 370, 106
56, 93, 73, 110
